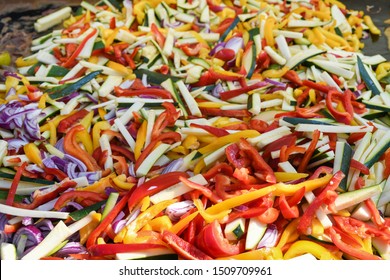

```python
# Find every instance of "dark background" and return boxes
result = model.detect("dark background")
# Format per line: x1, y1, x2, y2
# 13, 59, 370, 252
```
0, 0, 389, 60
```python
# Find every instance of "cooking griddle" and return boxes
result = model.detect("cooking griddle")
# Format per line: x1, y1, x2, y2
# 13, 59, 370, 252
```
0, 0, 389, 61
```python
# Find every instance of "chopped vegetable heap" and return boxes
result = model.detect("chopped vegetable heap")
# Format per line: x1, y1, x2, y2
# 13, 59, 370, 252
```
1, 0, 390, 260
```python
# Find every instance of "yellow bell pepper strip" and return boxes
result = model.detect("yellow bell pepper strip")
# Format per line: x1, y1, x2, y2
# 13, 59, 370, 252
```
205, 185, 276, 216
92, 121, 111, 150
193, 199, 230, 224
23, 143, 42, 166
273, 173, 333, 196
197, 130, 260, 156
363, 15, 381, 35
276, 219, 300, 249
63, 124, 101, 172
116, 199, 176, 243
169, 211, 199, 235
112, 175, 135, 190
134, 120, 147, 160
217, 247, 284, 260
147, 215, 173, 233
179, 176, 221, 203
283, 240, 340, 260
79, 212, 102, 245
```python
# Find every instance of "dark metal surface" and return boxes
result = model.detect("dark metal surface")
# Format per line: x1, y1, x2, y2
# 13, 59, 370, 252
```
0, 0, 389, 60
342, 0, 390, 60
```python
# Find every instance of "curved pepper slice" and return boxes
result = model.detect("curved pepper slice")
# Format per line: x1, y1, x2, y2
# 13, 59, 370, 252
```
63, 124, 101, 172
162, 230, 213, 260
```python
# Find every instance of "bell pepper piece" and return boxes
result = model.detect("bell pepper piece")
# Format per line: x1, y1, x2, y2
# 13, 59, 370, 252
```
118, 199, 176, 244
196, 220, 243, 258
89, 243, 167, 257
238, 138, 276, 183
6, 162, 27, 206
63, 124, 101, 171
23, 144, 42, 166
326, 227, 381, 260
284, 240, 339, 260
297, 171, 344, 234
57, 109, 89, 133
127, 171, 189, 211
297, 129, 321, 172
54, 191, 107, 210
162, 230, 212, 260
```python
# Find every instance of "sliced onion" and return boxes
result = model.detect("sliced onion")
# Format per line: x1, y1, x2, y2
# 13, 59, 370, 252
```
166, 200, 195, 221
264, 78, 287, 88
12, 225, 43, 249
209, 42, 226, 56
53, 242, 87, 258
162, 158, 184, 174
35, 219, 54, 237
225, 36, 244, 54
257, 224, 279, 249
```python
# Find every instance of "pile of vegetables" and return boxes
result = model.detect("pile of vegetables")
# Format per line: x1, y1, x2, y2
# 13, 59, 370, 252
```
1, 0, 390, 260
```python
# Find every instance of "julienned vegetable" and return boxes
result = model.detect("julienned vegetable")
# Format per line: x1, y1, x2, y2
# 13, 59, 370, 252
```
0, 0, 390, 261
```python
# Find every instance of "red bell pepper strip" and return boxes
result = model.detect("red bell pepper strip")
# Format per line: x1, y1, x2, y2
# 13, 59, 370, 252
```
57, 109, 89, 133
190, 123, 229, 137
200, 107, 251, 117
384, 148, 390, 178
127, 171, 189, 211
196, 220, 244, 258
43, 167, 68, 181
150, 23, 165, 48
350, 158, 370, 175
279, 194, 299, 219
202, 162, 233, 180
110, 144, 135, 162
283, 70, 303, 86
333, 215, 390, 241
151, 102, 181, 140
54, 191, 107, 210
249, 119, 269, 133
162, 230, 213, 260
297, 171, 345, 234
179, 176, 221, 203
297, 129, 321, 172
220, 81, 268, 100
302, 79, 332, 93
262, 133, 297, 161
238, 138, 276, 183
86, 190, 133, 248
6, 162, 27, 206
326, 227, 382, 260
257, 207, 280, 224
63, 124, 101, 172
214, 48, 236, 61
180, 43, 202, 56
89, 243, 166, 257
192, 67, 243, 87
113, 87, 172, 99
223, 140, 245, 165
62, 29, 98, 68
326, 89, 354, 125
12, 179, 77, 210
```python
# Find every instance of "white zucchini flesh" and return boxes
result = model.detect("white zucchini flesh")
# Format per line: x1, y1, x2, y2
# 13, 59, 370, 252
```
0, 203, 69, 219
245, 218, 267, 250
149, 174, 208, 204
295, 123, 374, 133
304, 191, 333, 229
1, 243, 17, 260
248, 126, 291, 148
115, 247, 175, 260
34, 7, 72, 32
135, 143, 171, 177
22, 213, 94, 260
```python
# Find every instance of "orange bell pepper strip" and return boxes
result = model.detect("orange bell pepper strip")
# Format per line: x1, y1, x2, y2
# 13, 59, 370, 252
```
63, 124, 101, 172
